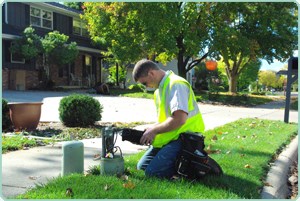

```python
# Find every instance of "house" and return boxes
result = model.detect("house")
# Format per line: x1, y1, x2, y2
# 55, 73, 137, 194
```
2, 2, 106, 90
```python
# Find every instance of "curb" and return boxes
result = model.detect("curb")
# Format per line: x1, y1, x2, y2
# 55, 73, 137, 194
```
261, 135, 298, 199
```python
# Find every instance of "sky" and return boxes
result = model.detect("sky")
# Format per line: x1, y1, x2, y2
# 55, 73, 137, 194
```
260, 50, 298, 71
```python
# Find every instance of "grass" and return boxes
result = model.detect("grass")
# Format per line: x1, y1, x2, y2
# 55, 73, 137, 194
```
2, 135, 52, 154
2, 121, 152, 153
110, 88, 274, 106
17, 118, 298, 199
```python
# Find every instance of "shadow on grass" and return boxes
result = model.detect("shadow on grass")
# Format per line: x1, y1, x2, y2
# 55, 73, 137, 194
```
200, 173, 260, 199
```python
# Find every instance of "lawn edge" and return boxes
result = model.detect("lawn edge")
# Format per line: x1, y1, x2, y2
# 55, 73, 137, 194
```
261, 135, 298, 199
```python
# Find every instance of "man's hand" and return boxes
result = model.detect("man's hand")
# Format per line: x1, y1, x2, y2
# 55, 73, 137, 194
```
140, 127, 157, 145
140, 110, 188, 145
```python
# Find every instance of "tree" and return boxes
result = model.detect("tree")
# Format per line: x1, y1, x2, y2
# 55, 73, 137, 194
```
63, 2, 84, 11
41, 31, 79, 80
82, 2, 211, 78
10, 26, 43, 60
82, 2, 298, 93
209, 2, 298, 93
259, 70, 285, 89
238, 60, 261, 91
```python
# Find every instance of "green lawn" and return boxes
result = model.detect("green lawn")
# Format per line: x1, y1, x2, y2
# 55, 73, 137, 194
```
2, 135, 51, 154
110, 88, 274, 106
17, 118, 298, 199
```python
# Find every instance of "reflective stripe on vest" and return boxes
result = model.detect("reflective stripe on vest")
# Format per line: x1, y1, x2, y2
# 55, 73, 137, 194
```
152, 72, 205, 148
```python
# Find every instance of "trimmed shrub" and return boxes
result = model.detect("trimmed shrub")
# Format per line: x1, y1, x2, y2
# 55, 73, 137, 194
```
128, 83, 146, 92
2, 98, 12, 131
59, 94, 103, 127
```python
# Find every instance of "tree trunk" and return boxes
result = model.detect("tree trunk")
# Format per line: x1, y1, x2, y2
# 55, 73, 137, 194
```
229, 74, 238, 94
177, 54, 186, 79
176, 36, 186, 79
116, 62, 119, 86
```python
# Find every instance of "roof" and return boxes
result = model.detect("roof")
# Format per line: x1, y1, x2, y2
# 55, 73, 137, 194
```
44, 2, 82, 15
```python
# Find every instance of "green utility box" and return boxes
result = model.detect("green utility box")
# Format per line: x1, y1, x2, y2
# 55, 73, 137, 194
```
61, 141, 84, 176
100, 156, 124, 175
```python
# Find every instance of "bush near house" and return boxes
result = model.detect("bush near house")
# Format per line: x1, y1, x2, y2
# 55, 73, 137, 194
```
2, 99, 12, 131
59, 94, 103, 127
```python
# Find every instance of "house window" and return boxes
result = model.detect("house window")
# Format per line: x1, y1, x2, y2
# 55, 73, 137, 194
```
73, 18, 89, 37
82, 55, 92, 78
30, 6, 53, 29
10, 43, 25, 64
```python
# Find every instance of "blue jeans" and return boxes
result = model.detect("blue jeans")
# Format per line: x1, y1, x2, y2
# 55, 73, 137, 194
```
137, 139, 182, 178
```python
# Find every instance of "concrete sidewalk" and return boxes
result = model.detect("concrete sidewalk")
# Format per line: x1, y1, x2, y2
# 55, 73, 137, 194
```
1, 90, 298, 198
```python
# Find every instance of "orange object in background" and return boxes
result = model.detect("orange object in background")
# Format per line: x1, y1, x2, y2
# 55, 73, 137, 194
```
205, 60, 218, 71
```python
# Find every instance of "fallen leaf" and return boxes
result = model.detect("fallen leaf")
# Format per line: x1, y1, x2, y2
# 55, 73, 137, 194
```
251, 134, 257, 139
263, 182, 273, 187
211, 135, 218, 141
217, 131, 223, 135
66, 187, 74, 197
104, 184, 113, 191
120, 175, 129, 181
244, 164, 251, 168
29, 176, 40, 180
93, 154, 101, 161
123, 181, 135, 189
206, 149, 221, 154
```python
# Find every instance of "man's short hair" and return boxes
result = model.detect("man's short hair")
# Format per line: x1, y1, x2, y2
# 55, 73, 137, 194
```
132, 59, 160, 82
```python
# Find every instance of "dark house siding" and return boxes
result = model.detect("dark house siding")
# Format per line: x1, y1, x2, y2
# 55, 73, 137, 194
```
53, 13, 71, 34
7, 3, 27, 29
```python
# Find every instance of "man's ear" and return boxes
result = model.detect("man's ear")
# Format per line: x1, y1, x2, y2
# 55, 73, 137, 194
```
148, 70, 155, 78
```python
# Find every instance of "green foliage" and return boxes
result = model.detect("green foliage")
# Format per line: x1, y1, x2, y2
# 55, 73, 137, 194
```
238, 60, 261, 91
59, 94, 103, 127
42, 31, 79, 65
52, 127, 101, 141
127, 83, 146, 92
9, 27, 43, 60
17, 119, 298, 199
194, 62, 227, 92
2, 135, 38, 153
87, 165, 101, 175
83, 2, 297, 93
107, 65, 127, 85
259, 70, 285, 89
82, 2, 210, 77
64, 2, 84, 11
2, 99, 12, 131
210, 3, 297, 92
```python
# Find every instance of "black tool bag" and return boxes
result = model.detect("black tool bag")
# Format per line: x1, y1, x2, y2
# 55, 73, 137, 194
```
176, 132, 222, 179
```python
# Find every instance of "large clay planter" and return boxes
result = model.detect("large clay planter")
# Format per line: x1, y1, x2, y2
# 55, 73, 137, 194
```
8, 102, 43, 131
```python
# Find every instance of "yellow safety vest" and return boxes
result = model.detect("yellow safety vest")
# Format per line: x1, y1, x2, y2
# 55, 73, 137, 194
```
152, 71, 205, 148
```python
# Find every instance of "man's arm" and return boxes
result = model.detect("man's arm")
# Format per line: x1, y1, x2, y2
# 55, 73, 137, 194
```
140, 110, 188, 145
